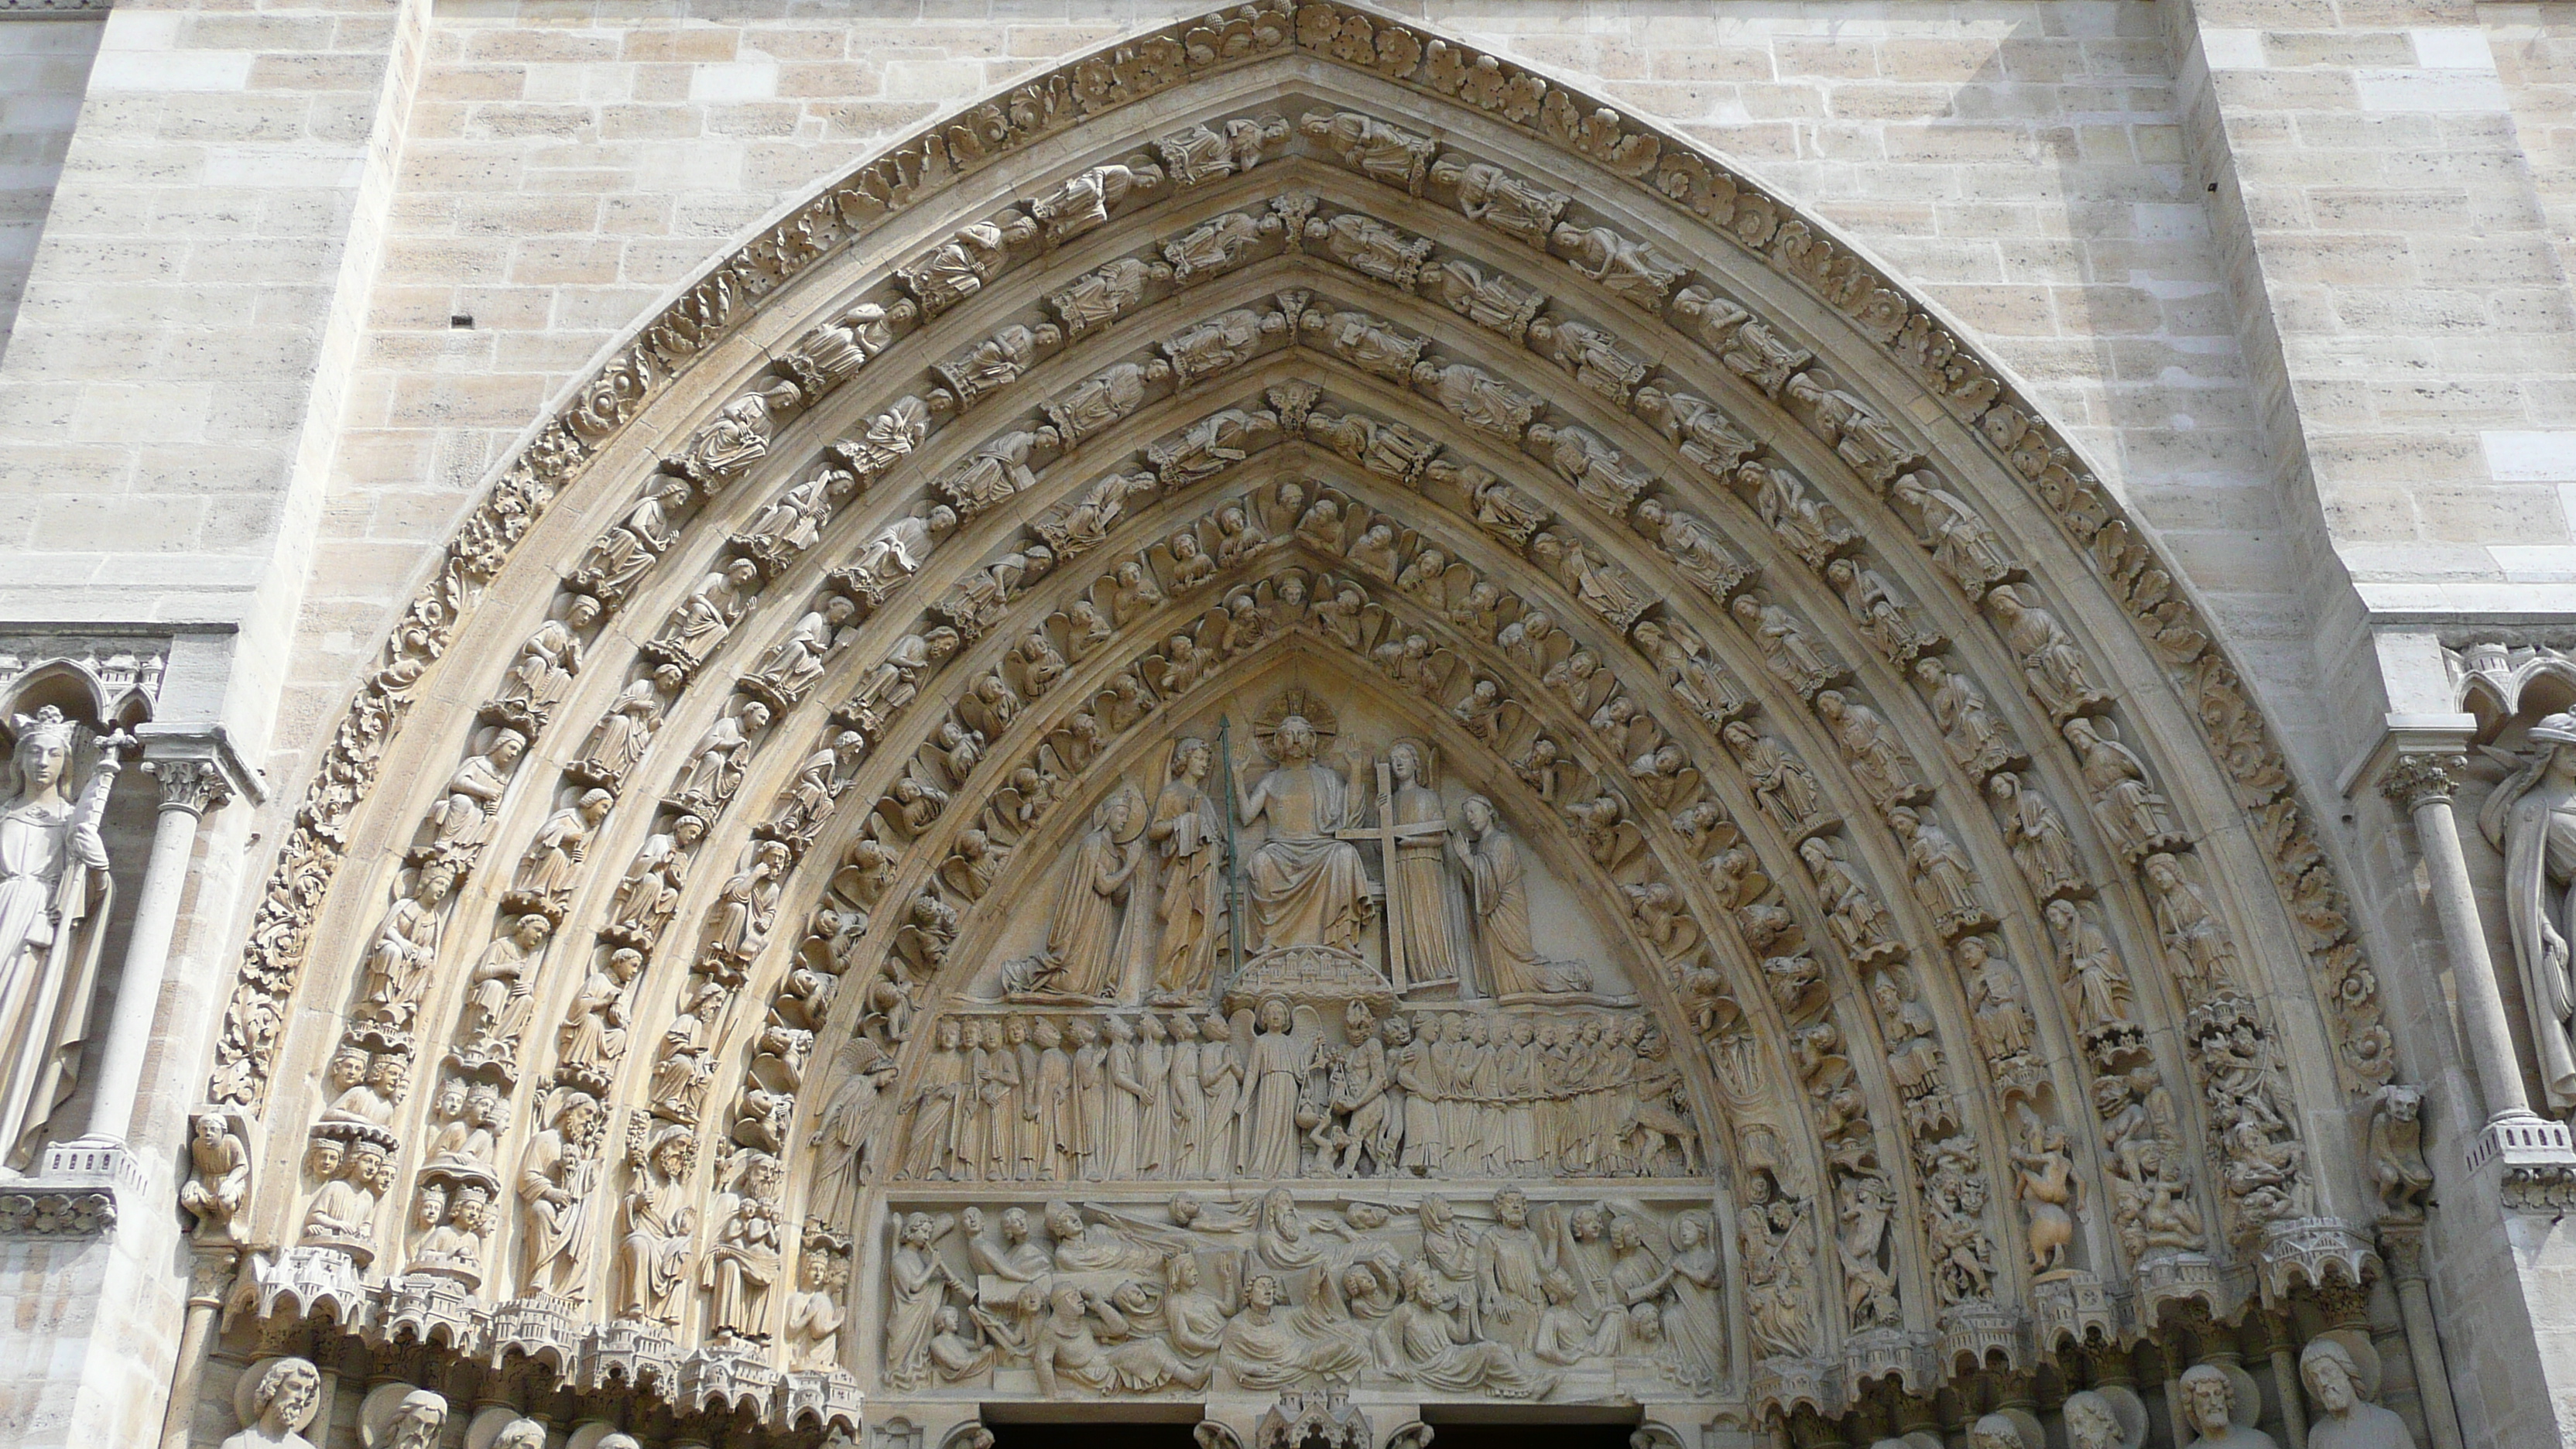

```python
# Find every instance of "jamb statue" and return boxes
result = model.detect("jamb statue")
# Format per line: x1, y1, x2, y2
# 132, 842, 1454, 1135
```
0, 707, 117, 1168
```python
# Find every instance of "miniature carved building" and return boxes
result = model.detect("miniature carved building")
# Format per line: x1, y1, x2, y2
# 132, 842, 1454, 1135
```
5, 3, 2576, 1448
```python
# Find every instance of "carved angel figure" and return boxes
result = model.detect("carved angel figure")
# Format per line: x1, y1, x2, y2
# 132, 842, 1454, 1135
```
1303, 109, 1437, 191
1892, 471, 2019, 598
1633, 498, 1752, 601
1550, 221, 1685, 308
1421, 257, 1544, 339
1989, 585, 2112, 719
1413, 359, 1536, 440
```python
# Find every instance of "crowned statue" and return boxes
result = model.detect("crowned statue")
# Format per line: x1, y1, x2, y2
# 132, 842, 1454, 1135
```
0, 706, 118, 1170
2482, 711, 2576, 1112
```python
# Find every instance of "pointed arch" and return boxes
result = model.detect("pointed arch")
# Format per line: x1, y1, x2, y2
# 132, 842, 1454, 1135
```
206, 3, 2397, 1436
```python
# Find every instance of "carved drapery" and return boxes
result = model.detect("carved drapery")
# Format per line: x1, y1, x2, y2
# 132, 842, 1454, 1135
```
187, 4, 2410, 1443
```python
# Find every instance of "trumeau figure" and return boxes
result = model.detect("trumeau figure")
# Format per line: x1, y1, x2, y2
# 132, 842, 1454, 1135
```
2483, 711, 2576, 1108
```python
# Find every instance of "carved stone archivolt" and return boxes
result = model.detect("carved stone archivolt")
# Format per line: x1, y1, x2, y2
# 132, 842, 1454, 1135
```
188, 5, 2414, 1444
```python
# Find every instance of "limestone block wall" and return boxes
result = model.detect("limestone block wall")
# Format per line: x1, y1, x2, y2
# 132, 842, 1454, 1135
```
0, 15, 102, 358
3, 2, 2574, 1444
295, 0, 2301, 793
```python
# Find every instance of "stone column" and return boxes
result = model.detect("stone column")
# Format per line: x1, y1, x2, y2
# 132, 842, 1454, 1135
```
2380, 1226, 2468, 1449
74, 750, 231, 1148
154, 1247, 237, 1449
2376, 753, 2561, 1136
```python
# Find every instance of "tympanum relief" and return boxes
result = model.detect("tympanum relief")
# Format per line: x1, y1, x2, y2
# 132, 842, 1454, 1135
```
880, 1188, 1724, 1403
917, 685, 1678, 1190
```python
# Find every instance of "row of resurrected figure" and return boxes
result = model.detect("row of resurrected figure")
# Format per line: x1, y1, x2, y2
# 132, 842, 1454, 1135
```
892, 1002, 1697, 1184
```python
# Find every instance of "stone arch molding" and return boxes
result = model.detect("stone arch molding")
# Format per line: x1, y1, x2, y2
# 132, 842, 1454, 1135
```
188, 3, 2409, 1440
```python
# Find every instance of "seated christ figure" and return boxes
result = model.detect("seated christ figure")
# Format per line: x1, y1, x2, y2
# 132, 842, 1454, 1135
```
1235, 714, 1372, 954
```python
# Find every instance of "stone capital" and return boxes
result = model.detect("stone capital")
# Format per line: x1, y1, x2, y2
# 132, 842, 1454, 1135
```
142, 755, 232, 817
132, 724, 264, 811
2377, 752, 2466, 811
2336, 711, 2479, 802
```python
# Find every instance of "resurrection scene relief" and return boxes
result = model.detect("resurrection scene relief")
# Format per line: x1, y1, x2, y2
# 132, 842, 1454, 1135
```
875, 682, 1720, 1405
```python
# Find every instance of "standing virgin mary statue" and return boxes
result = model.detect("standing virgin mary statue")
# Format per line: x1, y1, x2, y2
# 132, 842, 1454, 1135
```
0, 706, 118, 1169
2482, 711, 2576, 1112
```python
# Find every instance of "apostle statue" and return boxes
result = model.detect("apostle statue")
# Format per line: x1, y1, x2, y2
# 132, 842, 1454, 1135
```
2482, 711, 2576, 1112
1148, 738, 1226, 1002
0, 707, 117, 1168
1234, 708, 1372, 955
1452, 794, 1547, 997
1383, 739, 1463, 989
